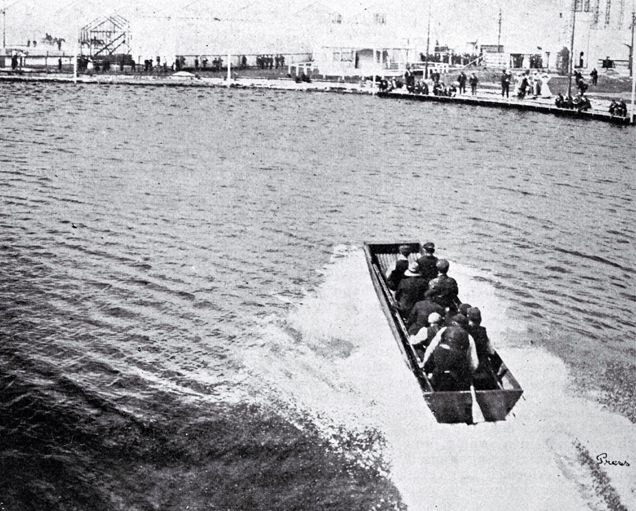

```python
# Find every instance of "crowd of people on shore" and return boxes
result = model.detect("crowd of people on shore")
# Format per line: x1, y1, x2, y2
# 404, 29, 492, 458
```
254, 55, 286, 70
385, 243, 501, 392
509, 69, 549, 99
65, 54, 289, 76
378, 65, 481, 98
609, 99, 628, 117
375, 64, 634, 118
554, 92, 591, 112
552, 70, 592, 111
379, 65, 552, 101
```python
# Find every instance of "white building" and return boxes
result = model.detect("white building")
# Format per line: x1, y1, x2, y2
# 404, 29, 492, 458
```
567, 0, 634, 72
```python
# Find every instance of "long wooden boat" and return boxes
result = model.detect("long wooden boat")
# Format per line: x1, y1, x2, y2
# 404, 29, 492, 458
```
364, 242, 523, 424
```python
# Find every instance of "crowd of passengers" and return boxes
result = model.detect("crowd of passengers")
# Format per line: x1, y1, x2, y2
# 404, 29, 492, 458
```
385, 243, 502, 393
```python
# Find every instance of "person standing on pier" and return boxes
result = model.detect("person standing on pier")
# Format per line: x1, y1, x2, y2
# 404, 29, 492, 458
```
457, 71, 467, 94
590, 68, 598, 86
469, 73, 479, 95
501, 69, 510, 98
404, 64, 415, 92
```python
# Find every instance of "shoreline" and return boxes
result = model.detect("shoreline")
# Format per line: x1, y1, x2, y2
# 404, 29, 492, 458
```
0, 71, 375, 94
0, 70, 631, 124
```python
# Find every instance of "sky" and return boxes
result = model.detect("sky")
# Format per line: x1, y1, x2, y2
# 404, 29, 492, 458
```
2, 0, 573, 53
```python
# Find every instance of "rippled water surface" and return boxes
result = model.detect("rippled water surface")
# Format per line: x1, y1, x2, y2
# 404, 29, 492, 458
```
1, 81, 635, 510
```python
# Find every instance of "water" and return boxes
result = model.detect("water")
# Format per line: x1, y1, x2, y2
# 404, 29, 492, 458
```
0, 80, 634, 510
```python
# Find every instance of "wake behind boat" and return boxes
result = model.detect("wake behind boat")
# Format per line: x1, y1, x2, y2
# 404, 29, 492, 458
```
364, 242, 523, 424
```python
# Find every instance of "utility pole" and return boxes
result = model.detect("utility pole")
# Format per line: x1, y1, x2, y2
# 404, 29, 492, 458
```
498, 9, 502, 52
424, 3, 431, 79
2, 0, 7, 49
568, 0, 578, 94
631, 11, 635, 77
631, 10, 636, 123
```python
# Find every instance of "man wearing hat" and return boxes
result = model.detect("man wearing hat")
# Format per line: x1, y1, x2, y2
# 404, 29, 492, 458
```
416, 242, 438, 283
423, 313, 479, 391
409, 312, 445, 360
406, 298, 445, 335
425, 259, 460, 311
467, 307, 499, 390
394, 261, 429, 319
385, 245, 411, 291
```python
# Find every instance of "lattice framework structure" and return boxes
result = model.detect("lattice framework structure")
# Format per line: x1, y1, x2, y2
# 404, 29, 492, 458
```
80, 15, 130, 56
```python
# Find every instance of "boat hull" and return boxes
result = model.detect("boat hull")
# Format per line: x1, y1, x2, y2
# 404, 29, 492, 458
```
364, 242, 523, 424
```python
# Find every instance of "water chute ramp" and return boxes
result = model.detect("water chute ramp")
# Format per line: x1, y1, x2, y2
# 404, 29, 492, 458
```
364, 242, 523, 424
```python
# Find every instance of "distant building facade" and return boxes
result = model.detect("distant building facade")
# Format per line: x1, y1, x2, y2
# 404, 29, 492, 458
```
567, 0, 633, 71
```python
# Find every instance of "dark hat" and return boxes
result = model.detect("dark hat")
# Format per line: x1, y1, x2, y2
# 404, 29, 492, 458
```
404, 261, 422, 277
423, 242, 435, 253
451, 314, 469, 330
398, 245, 411, 256
436, 259, 450, 273
467, 307, 482, 324
458, 303, 472, 316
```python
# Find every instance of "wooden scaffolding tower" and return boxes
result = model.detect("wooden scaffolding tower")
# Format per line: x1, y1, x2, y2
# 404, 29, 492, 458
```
80, 15, 130, 56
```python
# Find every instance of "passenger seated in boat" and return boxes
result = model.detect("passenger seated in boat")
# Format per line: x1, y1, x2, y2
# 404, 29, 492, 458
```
416, 242, 438, 282
423, 314, 478, 392
459, 303, 471, 315
433, 82, 444, 96
424, 259, 460, 312
410, 312, 444, 360
555, 93, 565, 108
378, 79, 389, 92
456, 303, 472, 322
467, 307, 498, 390
395, 261, 429, 318
407, 299, 445, 335
385, 245, 411, 291
447, 84, 457, 97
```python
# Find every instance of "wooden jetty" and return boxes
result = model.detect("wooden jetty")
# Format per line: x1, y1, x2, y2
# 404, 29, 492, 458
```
377, 90, 633, 125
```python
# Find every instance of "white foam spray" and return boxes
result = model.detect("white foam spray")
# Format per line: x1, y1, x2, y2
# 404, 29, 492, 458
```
244, 247, 636, 511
